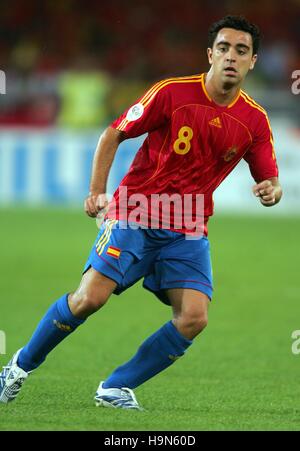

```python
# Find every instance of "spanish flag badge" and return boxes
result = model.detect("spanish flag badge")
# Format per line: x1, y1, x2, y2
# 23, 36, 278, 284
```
106, 246, 121, 259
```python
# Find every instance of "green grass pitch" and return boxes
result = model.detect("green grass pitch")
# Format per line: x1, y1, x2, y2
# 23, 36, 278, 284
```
0, 208, 299, 431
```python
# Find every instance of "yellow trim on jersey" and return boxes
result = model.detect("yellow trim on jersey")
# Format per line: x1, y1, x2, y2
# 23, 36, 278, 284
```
227, 89, 241, 108
240, 92, 276, 160
240, 93, 265, 115
116, 119, 129, 131
142, 75, 203, 109
116, 118, 127, 130
240, 91, 267, 115
116, 75, 203, 132
140, 74, 202, 107
200, 74, 211, 102
201, 73, 240, 108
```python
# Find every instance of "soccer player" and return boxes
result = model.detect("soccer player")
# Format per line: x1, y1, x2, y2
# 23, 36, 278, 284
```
0, 15, 282, 410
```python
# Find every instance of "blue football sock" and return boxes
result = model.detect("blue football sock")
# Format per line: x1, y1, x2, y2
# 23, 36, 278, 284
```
18, 294, 85, 372
103, 320, 193, 389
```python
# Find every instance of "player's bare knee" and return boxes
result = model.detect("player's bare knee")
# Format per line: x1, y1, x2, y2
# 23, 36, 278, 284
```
176, 312, 208, 338
68, 290, 109, 318
68, 268, 116, 318
196, 315, 208, 332
81, 291, 108, 313
185, 313, 208, 333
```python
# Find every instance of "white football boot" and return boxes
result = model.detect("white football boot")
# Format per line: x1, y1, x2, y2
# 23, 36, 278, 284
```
95, 381, 143, 411
0, 349, 29, 404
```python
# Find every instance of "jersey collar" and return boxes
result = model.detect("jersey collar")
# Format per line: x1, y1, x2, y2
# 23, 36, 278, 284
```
201, 73, 241, 109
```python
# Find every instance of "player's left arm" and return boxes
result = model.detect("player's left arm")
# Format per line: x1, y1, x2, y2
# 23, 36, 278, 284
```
244, 111, 282, 208
252, 177, 282, 207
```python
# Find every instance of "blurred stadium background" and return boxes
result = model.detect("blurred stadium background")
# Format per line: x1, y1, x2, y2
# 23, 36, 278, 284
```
0, 0, 300, 208
0, 0, 300, 431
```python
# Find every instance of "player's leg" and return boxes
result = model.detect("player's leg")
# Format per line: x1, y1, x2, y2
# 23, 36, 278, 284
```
100, 233, 212, 393
0, 269, 116, 404
1, 219, 148, 405
100, 289, 208, 392
17, 268, 117, 372
68, 267, 117, 317
168, 288, 209, 340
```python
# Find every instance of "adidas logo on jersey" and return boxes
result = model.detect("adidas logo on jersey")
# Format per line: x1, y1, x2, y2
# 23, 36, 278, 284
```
209, 116, 222, 128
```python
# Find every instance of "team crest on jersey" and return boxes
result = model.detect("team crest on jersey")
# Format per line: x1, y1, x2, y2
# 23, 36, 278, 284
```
126, 103, 144, 121
224, 146, 238, 162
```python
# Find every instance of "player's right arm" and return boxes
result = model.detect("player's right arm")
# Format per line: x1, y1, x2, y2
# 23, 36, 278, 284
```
84, 126, 125, 218
85, 79, 172, 218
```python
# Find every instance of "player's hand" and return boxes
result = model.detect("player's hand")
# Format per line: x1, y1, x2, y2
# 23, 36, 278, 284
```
84, 192, 108, 218
252, 180, 276, 206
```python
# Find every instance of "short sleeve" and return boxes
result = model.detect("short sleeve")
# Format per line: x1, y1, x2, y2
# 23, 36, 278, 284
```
244, 112, 279, 182
110, 81, 172, 138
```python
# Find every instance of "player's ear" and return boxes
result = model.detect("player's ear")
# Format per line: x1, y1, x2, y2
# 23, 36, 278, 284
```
249, 54, 257, 70
207, 48, 213, 65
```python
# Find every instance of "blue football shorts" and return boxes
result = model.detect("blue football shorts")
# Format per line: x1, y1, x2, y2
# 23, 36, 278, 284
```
83, 219, 213, 304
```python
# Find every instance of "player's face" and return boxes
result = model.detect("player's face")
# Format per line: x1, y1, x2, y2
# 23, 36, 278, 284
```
207, 28, 257, 87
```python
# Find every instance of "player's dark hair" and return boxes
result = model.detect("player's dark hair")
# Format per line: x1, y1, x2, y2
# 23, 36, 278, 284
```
208, 15, 261, 55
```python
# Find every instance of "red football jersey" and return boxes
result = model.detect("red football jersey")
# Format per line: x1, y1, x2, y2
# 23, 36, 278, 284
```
109, 73, 278, 235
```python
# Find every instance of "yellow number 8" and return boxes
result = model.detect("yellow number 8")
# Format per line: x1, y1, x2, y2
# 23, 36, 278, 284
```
173, 126, 193, 155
